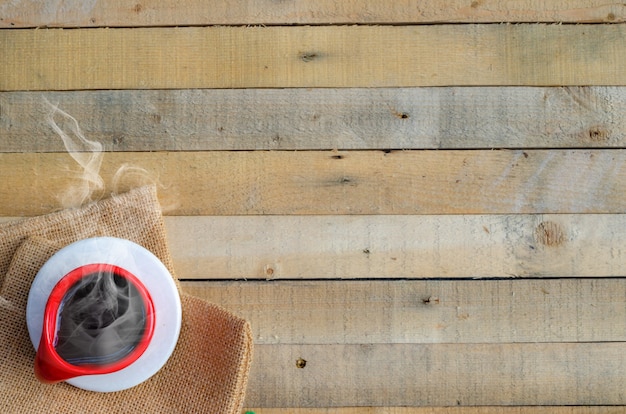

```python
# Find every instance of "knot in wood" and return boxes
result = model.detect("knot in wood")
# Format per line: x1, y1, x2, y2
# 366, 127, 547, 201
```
535, 221, 565, 247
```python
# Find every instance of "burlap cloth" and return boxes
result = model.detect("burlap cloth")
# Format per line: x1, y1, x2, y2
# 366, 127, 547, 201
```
0, 186, 252, 413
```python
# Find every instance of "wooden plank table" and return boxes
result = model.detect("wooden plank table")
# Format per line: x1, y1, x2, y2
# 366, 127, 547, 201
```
1, 1, 625, 412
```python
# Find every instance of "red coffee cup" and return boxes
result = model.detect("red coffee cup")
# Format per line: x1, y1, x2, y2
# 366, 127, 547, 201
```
34, 263, 155, 383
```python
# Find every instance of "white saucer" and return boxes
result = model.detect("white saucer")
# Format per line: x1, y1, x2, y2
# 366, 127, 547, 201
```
26, 237, 182, 392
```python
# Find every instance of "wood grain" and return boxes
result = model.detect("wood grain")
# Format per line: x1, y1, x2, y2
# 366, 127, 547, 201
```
182, 279, 626, 344
3, 0, 626, 411
245, 343, 626, 406
4, 214, 625, 279
1, 0, 624, 27
2, 25, 625, 90
167, 215, 626, 279
2, 87, 625, 151
2, 150, 626, 216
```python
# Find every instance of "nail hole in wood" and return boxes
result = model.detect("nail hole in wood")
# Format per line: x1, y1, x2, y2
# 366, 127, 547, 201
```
300, 52, 318, 63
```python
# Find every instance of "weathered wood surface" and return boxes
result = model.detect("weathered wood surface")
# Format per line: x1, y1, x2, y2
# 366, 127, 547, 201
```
245, 342, 626, 406
2, 25, 626, 91
3, 214, 624, 279
2, 150, 626, 216
2, 87, 625, 151
168, 215, 626, 279
182, 279, 626, 344
3, 2, 626, 410
2, 214, 624, 279
242, 409, 626, 414
1, 0, 624, 27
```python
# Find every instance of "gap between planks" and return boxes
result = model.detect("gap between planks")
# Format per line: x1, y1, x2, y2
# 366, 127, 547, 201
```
2, 25, 626, 90
241, 408, 626, 414
2, 87, 625, 151
2, 151, 626, 216
1, 0, 625, 27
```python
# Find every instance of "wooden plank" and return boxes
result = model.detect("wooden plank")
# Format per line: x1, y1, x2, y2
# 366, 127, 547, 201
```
241, 408, 626, 414
245, 343, 626, 406
2, 25, 625, 91
4, 214, 626, 278
1, 0, 624, 27
2, 150, 626, 216
167, 215, 626, 279
182, 279, 626, 344
2, 87, 625, 151
5, 214, 626, 279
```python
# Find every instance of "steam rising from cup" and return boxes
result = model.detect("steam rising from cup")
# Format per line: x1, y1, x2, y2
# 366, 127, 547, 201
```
44, 97, 104, 208
43, 97, 180, 213
55, 268, 149, 366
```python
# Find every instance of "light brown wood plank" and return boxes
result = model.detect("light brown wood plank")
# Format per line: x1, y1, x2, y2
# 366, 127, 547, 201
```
2, 87, 625, 151
2, 25, 625, 90
168, 215, 626, 279
2, 150, 626, 216
5, 214, 625, 279
241, 408, 626, 414
1, 0, 624, 27
182, 279, 626, 344
245, 343, 626, 406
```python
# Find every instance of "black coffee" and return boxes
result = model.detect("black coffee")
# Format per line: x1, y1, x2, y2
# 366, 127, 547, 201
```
55, 271, 147, 366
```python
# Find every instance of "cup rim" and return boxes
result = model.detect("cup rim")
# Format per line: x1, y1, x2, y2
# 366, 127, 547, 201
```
35, 263, 156, 383
27, 237, 181, 391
